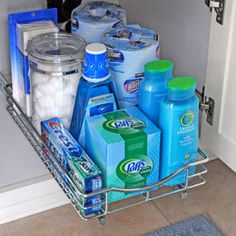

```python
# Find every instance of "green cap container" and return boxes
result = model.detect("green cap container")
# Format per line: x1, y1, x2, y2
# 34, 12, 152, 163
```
168, 77, 197, 100
144, 60, 173, 80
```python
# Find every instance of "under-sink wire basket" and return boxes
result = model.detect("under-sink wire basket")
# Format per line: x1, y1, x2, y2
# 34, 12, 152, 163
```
0, 73, 208, 225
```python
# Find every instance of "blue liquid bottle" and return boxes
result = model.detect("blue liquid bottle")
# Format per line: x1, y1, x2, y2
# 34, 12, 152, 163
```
158, 77, 199, 186
69, 43, 118, 147
139, 60, 173, 125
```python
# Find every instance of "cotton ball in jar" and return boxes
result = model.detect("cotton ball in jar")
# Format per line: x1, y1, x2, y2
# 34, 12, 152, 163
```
64, 80, 78, 97
31, 72, 50, 86
62, 95, 74, 107
50, 76, 65, 92
36, 82, 55, 95
64, 72, 80, 87
32, 86, 43, 101
39, 77, 62, 96
33, 102, 47, 120
46, 106, 62, 118
37, 95, 55, 109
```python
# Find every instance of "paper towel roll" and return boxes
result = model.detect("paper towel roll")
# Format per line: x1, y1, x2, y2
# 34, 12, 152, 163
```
71, 1, 127, 43
103, 24, 160, 108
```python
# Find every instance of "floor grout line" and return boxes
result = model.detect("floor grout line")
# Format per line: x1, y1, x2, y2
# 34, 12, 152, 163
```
151, 201, 172, 225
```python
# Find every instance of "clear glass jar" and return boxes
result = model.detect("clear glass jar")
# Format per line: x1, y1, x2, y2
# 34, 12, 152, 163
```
27, 32, 86, 132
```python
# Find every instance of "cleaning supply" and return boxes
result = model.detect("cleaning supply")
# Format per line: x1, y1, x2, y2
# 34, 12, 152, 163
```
158, 77, 199, 186
41, 117, 102, 215
71, 1, 127, 43
27, 32, 86, 133
69, 43, 118, 148
8, 9, 58, 117
103, 24, 160, 108
85, 107, 161, 203
139, 60, 173, 125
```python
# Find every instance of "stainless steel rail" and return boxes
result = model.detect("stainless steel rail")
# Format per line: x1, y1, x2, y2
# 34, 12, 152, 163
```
0, 73, 209, 225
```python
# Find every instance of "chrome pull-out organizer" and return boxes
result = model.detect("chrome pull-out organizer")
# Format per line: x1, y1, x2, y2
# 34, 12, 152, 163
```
0, 73, 208, 225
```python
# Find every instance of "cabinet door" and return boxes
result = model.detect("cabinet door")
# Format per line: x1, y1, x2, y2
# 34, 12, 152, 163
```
201, 0, 236, 172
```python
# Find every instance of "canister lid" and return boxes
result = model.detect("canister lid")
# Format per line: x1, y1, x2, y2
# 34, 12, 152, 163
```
82, 43, 110, 82
168, 77, 197, 100
27, 32, 86, 64
85, 43, 107, 54
144, 60, 173, 80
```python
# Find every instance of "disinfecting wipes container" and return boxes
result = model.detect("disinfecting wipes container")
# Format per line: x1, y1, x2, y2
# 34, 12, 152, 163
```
103, 24, 160, 108
71, 1, 127, 43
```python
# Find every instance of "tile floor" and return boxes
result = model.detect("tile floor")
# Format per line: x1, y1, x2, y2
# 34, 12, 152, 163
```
0, 159, 236, 236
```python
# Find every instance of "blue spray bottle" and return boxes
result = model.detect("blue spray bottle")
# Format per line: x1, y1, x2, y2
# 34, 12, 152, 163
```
69, 43, 118, 147
158, 77, 199, 186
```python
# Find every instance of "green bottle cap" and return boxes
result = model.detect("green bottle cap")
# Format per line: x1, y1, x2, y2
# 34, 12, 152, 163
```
144, 60, 173, 80
168, 77, 197, 100
145, 60, 173, 72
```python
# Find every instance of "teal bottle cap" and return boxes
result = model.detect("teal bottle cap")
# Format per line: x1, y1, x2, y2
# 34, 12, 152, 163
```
168, 77, 197, 100
144, 60, 173, 80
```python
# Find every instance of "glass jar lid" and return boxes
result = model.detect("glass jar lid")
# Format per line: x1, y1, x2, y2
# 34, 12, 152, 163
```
27, 32, 86, 64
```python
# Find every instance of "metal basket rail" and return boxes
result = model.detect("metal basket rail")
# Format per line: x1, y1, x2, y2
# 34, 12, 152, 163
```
0, 73, 209, 225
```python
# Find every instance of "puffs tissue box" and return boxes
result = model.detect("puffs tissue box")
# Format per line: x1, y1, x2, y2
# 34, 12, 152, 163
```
85, 107, 161, 203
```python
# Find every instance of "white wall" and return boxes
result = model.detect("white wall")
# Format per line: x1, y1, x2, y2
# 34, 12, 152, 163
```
120, 0, 211, 90
0, 1, 49, 190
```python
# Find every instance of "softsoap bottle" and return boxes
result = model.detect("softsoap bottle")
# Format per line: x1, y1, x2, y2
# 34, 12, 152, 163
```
158, 77, 199, 186
139, 60, 173, 125
70, 43, 118, 147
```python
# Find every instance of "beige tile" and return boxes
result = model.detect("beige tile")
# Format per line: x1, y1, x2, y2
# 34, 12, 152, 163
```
153, 160, 236, 236
0, 200, 168, 236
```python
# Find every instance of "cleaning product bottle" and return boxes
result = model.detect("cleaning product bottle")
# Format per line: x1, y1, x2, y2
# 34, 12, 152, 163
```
139, 60, 173, 125
158, 77, 199, 186
69, 43, 118, 147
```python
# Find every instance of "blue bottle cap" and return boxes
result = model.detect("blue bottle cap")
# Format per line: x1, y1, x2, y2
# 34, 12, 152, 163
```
168, 77, 197, 101
82, 43, 110, 82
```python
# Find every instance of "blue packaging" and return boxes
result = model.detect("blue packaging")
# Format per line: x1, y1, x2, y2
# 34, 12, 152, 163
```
69, 78, 118, 148
103, 24, 160, 108
85, 107, 161, 203
41, 118, 103, 214
8, 9, 58, 116
71, 1, 127, 43
158, 77, 199, 186
82, 45, 110, 82
139, 60, 173, 125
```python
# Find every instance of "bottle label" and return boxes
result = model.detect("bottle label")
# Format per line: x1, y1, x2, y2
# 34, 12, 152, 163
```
107, 47, 124, 66
124, 78, 141, 94
177, 111, 197, 160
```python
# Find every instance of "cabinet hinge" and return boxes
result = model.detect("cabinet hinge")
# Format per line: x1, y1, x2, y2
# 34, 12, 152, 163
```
196, 87, 215, 126
205, 0, 225, 25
